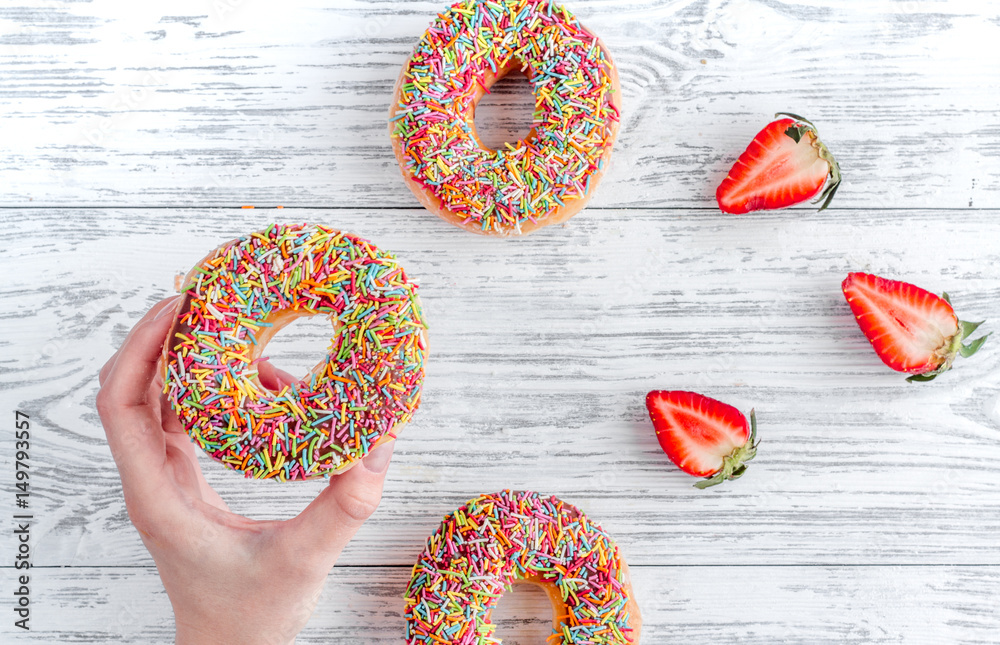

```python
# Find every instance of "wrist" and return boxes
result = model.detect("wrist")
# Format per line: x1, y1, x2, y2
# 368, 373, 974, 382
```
175, 617, 296, 645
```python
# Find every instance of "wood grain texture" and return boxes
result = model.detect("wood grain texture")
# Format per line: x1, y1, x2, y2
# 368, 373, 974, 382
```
1, 207, 998, 572
7, 565, 1000, 643
1, 0, 998, 207
2, 0, 1000, 642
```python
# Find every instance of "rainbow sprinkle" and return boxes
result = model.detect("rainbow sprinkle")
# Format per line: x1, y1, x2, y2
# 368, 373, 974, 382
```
391, 0, 620, 234
163, 223, 427, 482
404, 490, 637, 644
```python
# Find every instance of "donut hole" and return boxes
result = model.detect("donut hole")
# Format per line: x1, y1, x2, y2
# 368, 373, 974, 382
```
256, 313, 336, 390
489, 582, 556, 643
473, 66, 536, 151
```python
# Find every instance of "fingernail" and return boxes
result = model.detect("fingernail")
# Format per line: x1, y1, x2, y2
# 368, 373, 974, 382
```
154, 297, 179, 320
362, 441, 394, 474
275, 367, 298, 388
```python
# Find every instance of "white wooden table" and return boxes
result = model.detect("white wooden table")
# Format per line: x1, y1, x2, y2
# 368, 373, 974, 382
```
2, 0, 1000, 642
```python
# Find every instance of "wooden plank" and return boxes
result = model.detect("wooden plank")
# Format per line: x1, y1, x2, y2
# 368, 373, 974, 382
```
0, 0, 998, 207
2, 207, 998, 568
4, 1, 1000, 641
5, 564, 1000, 643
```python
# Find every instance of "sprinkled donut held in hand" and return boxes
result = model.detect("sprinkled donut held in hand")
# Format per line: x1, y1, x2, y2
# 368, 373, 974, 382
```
405, 490, 641, 644
162, 223, 427, 481
390, 0, 621, 236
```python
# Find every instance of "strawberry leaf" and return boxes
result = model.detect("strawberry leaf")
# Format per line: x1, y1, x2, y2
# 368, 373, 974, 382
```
817, 176, 841, 212
694, 473, 727, 489
941, 292, 952, 305
775, 112, 816, 128
906, 372, 939, 383
814, 138, 842, 212
784, 125, 803, 143
960, 319, 984, 337
960, 334, 990, 358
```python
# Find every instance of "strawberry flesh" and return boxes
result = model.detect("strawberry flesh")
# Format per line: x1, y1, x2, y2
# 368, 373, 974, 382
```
645, 390, 757, 488
842, 272, 989, 381
717, 114, 840, 214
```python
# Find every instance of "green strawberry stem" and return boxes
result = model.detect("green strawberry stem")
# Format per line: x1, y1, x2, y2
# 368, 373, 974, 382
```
695, 409, 759, 489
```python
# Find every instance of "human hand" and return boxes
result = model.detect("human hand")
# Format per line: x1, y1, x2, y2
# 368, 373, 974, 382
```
97, 296, 395, 645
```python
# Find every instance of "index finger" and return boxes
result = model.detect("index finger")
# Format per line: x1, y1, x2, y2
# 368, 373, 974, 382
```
96, 304, 176, 494
99, 296, 179, 387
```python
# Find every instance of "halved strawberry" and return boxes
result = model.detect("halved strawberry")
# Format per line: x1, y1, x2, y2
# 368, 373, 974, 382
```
842, 272, 990, 382
716, 113, 841, 214
645, 390, 758, 489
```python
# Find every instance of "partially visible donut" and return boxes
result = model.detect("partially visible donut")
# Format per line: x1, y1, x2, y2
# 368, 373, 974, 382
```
162, 223, 428, 481
404, 490, 641, 644
390, 0, 621, 236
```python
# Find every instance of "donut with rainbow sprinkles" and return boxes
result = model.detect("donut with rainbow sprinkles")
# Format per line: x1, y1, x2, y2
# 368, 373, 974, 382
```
162, 223, 427, 481
404, 490, 641, 644
390, 0, 621, 236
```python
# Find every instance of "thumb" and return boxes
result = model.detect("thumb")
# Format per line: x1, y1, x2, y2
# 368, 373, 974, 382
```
286, 440, 394, 564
